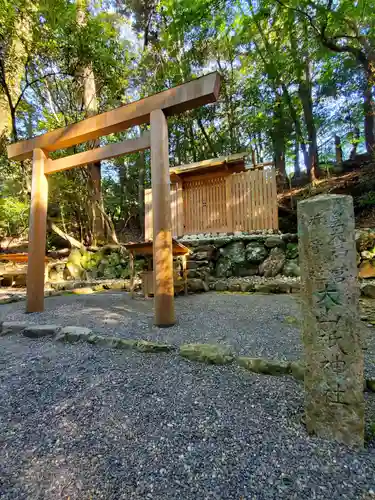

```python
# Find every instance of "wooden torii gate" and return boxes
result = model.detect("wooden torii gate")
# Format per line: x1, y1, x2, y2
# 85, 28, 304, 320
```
7, 72, 221, 327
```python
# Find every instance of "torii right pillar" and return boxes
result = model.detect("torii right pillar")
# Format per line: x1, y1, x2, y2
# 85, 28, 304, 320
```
150, 109, 175, 327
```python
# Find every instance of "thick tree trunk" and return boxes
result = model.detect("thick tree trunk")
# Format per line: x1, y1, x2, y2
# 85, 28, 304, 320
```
299, 67, 320, 181
294, 139, 300, 177
363, 78, 375, 154
335, 135, 343, 164
301, 142, 309, 172
272, 94, 286, 184
138, 151, 145, 238
350, 127, 360, 159
76, 0, 105, 244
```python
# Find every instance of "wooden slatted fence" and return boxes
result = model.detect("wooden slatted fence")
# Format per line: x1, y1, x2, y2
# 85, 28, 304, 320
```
144, 167, 278, 238
227, 167, 278, 231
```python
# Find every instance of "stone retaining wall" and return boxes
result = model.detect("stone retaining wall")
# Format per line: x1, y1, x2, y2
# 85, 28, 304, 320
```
179, 229, 375, 292
180, 232, 298, 292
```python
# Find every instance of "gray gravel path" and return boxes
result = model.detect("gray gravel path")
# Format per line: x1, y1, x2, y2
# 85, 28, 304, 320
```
0, 335, 374, 500
1, 291, 374, 376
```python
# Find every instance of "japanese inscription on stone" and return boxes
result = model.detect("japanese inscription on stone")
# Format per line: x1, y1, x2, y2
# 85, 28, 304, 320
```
298, 194, 364, 448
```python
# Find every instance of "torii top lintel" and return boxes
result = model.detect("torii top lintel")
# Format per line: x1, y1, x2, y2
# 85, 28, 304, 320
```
7, 72, 221, 161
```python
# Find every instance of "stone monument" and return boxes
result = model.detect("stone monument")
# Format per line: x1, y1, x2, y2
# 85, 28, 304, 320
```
298, 194, 364, 447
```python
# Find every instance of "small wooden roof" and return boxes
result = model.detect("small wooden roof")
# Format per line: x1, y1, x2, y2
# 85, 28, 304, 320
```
170, 152, 249, 178
124, 239, 190, 256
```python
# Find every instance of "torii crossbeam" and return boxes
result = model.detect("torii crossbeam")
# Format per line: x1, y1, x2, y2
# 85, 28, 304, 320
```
7, 72, 221, 326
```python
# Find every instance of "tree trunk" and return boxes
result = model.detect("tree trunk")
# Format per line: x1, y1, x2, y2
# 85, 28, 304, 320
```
272, 94, 286, 184
350, 127, 360, 159
299, 65, 320, 181
76, 0, 105, 244
294, 139, 300, 177
335, 135, 343, 164
197, 117, 216, 156
251, 148, 256, 167
138, 151, 145, 238
364, 77, 375, 154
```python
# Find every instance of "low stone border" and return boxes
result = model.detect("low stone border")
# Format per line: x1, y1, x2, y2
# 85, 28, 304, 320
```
0, 279, 137, 305
1, 321, 374, 392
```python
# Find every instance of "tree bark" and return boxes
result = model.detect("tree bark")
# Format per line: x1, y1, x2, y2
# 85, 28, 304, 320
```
335, 135, 343, 164
294, 139, 301, 177
350, 127, 360, 159
298, 64, 320, 181
272, 94, 286, 184
138, 151, 145, 238
363, 77, 375, 153
76, 0, 105, 244
197, 117, 216, 156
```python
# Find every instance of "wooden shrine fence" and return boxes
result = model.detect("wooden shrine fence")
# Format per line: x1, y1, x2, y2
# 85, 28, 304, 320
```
145, 167, 278, 238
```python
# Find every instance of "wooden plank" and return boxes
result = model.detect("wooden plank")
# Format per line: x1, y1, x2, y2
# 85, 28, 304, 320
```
254, 170, 259, 230
150, 109, 175, 327
197, 181, 200, 233
8, 72, 221, 161
170, 183, 177, 238
266, 170, 273, 229
45, 133, 150, 175
235, 174, 240, 231
176, 181, 184, 236
246, 171, 251, 232
239, 173, 244, 231
226, 175, 233, 232
211, 179, 216, 230
221, 177, 226, 230
144, 188, 153, 240
263, 170, 269, 229
271, 167, 278, 229
206, 180, 211, 229
248, 171, 253, 231
254, 170, 258, 230
185, 183, 190, 233
26, 149, 48, 312
259, 169, 265, 229
258, 169, 263, 229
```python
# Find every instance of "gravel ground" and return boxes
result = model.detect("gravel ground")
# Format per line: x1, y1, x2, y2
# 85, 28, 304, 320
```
1, 291, 374, 377
0, 335, 374, 500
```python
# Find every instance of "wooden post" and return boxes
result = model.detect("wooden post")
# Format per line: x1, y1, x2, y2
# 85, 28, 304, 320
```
26, 148, 48, 312
182, 254, 188, 296
150, 109, 175, 326
129, 251, 135, 298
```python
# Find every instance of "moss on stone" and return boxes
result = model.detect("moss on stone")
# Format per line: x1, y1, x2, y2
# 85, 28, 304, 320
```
115, 338, 138, 349
237, 356, 290, 375
366, 379, 375, 392
136, 340, 174, 352
179, 343, 234, 364
289, 361, 305, 381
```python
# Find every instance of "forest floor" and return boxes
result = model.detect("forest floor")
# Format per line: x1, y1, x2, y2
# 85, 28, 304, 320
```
0, 292, 375, 499
279, 161, 375, 231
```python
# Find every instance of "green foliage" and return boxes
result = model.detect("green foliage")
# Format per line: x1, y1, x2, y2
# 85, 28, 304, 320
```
0, 196, 29, 238
358, 192, 375, 208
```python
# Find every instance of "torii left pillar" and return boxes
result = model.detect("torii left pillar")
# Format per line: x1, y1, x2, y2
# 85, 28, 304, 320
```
26, 148, 48, 312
